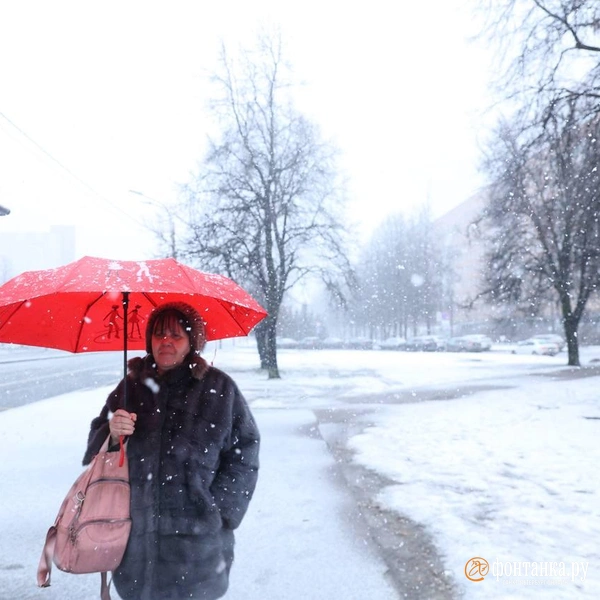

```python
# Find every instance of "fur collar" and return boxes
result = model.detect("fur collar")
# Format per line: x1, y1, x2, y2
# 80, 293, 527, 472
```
127, 353, 209, 382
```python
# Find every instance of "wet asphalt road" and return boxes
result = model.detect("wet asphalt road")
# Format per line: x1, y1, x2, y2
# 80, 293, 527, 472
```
0, 349, 132, 410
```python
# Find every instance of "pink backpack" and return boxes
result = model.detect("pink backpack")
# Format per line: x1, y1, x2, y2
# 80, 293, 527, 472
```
37, 436, 131, 600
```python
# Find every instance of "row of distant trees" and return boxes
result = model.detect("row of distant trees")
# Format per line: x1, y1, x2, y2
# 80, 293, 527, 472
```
273, 208, 460, 344
345, 209, 447, 340
150, 3, 600, 375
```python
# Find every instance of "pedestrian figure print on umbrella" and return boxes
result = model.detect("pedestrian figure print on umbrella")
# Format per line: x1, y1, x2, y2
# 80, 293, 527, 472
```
127, 304, 144, 340
104, 304, 122, 339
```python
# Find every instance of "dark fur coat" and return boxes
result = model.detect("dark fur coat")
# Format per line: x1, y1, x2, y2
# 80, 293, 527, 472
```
83, 355, 260, 600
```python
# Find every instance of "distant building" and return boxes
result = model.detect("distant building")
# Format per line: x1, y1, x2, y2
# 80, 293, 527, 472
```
433, 190, 495, 335
0, 225, 76, 283
433, 191, 587, 341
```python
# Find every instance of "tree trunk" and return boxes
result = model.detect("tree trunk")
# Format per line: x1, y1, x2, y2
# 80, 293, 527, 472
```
263, 315, 280, 379
254, 321, 268, 369
564, 316, 580, 367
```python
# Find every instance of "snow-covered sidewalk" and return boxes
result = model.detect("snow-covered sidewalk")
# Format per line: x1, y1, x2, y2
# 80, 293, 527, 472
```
349, 375, 600, 598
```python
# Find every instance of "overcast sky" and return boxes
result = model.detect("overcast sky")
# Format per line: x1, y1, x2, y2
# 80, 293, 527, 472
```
0, 0, 496, 261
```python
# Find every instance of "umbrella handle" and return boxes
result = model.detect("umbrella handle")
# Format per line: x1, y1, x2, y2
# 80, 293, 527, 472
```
118, 435, 126, 467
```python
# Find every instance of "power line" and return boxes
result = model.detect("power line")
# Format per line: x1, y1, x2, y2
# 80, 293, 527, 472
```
0, 111, 148, 228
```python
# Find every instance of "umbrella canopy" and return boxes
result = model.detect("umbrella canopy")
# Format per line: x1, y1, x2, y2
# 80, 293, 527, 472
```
0, 256, 267, 353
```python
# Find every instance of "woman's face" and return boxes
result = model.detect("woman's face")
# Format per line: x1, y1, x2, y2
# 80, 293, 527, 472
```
151, 314, 191, 373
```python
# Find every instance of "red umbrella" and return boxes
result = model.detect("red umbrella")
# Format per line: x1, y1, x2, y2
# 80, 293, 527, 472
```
0, 255, 267, 349
0, 256, 267, 404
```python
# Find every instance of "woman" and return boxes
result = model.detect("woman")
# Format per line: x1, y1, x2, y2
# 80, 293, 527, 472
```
83, 302, 260, 600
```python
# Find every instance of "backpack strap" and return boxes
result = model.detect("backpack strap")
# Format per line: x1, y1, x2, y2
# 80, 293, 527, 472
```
36, 525, 57, 587
100, 572, 112, 600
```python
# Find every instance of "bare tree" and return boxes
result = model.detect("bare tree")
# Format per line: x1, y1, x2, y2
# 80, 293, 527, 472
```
475, 1, 600, 364
352, 215, 411, 339
482, 101, 600, 366
480, 0, 600, 121
180, 35, 351, 378
406, 207, 442, 335
351, 210, 443, 339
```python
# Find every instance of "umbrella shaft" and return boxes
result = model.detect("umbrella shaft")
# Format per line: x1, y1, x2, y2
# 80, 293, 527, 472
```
122, 292, 129, 411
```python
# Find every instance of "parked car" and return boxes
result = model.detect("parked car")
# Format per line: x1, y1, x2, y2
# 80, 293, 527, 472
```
346, 337, 373, 350
446, 336, 479, 352
298, 336, 322, 349
512, 338, 560, 356
276, 337, 298, 349
530, 334, 565, 351
321, 337, 345, 349
405, 336, 438, 352
446, 337, 465, 352
461, 334, 493, 351
429, 335, 448, 351
378, 337, 407, 350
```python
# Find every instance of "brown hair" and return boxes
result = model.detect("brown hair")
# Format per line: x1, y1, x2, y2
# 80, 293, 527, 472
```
145, 302, 206, 355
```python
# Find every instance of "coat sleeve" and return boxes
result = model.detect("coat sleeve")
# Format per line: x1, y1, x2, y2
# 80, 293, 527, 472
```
82, 381, 122, 465
210, 383, 260, 530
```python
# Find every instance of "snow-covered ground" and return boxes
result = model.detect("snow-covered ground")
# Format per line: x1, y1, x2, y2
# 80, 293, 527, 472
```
0, 341, 598, 598
209, 342, 600, 599
349, 372, 599, 599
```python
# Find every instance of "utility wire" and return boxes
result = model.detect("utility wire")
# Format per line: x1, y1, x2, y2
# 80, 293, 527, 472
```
0, 111, 148, 228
